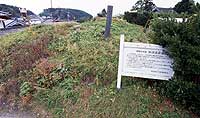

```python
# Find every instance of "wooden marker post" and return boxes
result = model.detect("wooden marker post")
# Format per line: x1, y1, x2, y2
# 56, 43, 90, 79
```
104, 5, 113, 39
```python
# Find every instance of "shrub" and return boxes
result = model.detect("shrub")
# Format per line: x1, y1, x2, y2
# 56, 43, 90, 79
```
151, 13, 200, 81
151, 13, 200, 115
157, 80, 200, 116
124, 11, 152, 26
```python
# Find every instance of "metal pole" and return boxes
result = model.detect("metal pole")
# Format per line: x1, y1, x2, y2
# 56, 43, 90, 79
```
51, 0, 53, 8
104, 5, 113, 39
50, 0, 53, 20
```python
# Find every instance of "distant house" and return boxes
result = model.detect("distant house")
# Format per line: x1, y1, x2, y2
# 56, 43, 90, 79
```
29, 15, 43, 24
0, 11, 26, 29
0, 11, 11, 29
129, 6, 174, 14
0, 11, 11, 19
153, 7, 175, 13
0, 11, 44, 29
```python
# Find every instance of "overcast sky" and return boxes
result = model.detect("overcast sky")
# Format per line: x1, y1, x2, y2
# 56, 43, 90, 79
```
1, 0, 200, 16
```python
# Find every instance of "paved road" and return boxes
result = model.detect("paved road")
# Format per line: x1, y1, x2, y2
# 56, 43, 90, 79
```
0, 28, 25, 37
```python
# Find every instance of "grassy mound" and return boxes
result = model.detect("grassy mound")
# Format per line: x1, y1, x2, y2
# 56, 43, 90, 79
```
0, 18, 193, 118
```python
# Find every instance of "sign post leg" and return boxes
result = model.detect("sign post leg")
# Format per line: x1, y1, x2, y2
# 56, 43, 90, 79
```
117, 34, 124, 89
117, 74, 122, 89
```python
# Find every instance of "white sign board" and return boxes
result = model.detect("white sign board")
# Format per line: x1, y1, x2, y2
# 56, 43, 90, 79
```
117, 35, 174, 89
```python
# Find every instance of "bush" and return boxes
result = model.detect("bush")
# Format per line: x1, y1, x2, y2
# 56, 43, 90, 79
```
124, 11, 152, 26
151, 13, 200, 115
151, 13, 200, 81
157, 80, 200, 116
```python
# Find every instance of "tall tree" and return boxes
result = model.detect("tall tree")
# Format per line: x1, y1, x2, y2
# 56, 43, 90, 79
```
132, 0, 156, 12
174, 0, 195, 14
193, 2, 200, 13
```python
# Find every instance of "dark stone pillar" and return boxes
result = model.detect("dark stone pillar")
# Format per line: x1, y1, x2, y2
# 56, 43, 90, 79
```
104, 5, 113, 39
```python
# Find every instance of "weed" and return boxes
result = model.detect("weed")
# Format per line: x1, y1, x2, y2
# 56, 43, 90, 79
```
10, 35, 52, 76
35, 58, 56, 77
20, 82, 33, 97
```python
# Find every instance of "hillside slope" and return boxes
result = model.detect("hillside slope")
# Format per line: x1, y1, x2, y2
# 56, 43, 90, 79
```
39, 8, 93, 21
0, 18, 194, 118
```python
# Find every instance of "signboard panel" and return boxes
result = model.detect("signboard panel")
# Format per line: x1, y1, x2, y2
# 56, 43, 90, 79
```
117, 35, 174, 89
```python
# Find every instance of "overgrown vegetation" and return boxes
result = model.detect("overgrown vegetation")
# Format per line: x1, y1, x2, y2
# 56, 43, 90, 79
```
0, 25, 54, 81
156, 80, 200, 116
151, 13, 200, 116
174, 0, 200, 14
151, 13, 200, 80
124, 11, 152, 26
0, 18, 196, 117
124, 0, 200, 27
124, 0, 155, 27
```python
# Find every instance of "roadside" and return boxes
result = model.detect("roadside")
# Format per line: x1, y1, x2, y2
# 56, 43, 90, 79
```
0, 28, 25, 37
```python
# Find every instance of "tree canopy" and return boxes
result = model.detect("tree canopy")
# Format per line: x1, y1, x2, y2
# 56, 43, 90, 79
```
173, 0, 196, 14
39, 8, 93, 22
132, 0, 156, 12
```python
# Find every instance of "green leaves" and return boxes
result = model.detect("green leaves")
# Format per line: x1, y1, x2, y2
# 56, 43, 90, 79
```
151, 13, 200, 77
20, 81, 33, 96
174, 0, 196, 14
157, 80, 200, 115
151, 13, 200, 116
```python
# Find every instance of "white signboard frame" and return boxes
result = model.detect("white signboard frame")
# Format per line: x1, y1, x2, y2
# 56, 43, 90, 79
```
117, 35, 174, 89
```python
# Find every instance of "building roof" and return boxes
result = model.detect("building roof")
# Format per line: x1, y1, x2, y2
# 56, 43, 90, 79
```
0, 11, 11, 20
156, 7, 174, 13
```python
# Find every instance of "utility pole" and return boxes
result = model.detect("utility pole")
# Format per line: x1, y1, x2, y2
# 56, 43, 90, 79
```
50, 0, 53, 8
50, 0, 53, 20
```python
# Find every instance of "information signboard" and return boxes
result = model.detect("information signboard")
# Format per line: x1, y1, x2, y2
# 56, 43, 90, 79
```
117, 35, 174, 89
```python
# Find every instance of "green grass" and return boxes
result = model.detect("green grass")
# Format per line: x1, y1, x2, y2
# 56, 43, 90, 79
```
0, 18, 193, 118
